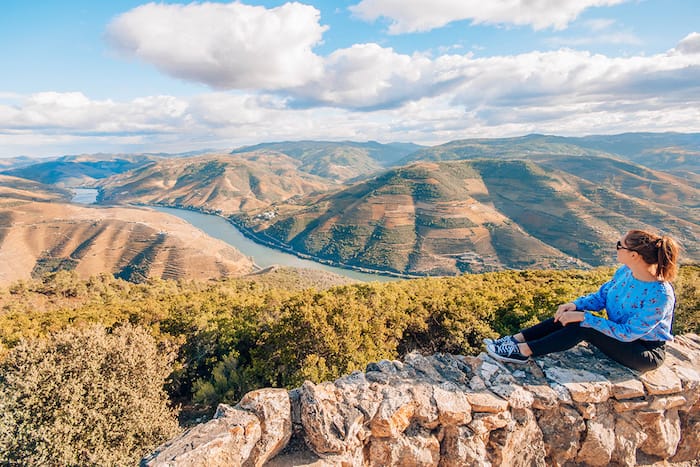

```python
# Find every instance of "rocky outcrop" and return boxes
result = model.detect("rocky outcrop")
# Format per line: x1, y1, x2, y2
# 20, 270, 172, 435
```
143, 334, 700, 466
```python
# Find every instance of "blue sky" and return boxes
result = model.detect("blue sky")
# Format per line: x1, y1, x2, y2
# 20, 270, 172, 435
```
1, 0, 699, 157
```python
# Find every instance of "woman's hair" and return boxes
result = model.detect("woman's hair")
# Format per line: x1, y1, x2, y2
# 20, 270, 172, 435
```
625, 229, 680, 281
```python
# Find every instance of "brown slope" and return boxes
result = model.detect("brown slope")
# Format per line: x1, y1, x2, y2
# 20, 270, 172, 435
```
535, 155, 699, 220
247, 161, 583, 275
98, 153, 336, 215
0, 201, 254, 285
0, 174, 73, 204
245, 159, 698, 276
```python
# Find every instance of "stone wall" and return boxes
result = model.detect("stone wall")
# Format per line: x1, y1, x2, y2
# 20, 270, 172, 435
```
142, 334, 700, 466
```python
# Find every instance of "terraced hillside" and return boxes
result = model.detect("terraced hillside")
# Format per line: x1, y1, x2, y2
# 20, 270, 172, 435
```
98, 153, 336, 215
401, 133, 700, 181
0, 201, 255, 285
241, 159, 698, 276
230, 140, 422, 182
0, 175, 72, 204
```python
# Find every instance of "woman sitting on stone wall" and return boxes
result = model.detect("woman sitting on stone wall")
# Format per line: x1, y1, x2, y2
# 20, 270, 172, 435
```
486, 229, 679, 372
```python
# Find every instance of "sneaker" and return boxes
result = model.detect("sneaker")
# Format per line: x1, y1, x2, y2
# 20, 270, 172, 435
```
486, 340, 530, 364
483, 335, 516, 346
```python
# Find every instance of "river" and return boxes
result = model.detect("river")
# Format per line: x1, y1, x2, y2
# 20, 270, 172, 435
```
70, 188, 395, 282
153, 207, 397, 282
70, 188, 99, 204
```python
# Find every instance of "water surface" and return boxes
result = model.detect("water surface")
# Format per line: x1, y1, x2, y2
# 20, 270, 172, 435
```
152, 206, 396, 283
71, 188, 98, 204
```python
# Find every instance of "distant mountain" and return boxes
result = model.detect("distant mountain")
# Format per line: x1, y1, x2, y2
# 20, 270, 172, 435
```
1, 154, 159, 187
97, 152, 336, 215
565, 132, 700, 171
0, 201, 255, 285
239, 158, 698, 276
0, 156, 37, 171
0, 174, 73, 204
400, 133, 700, 180
231, 140, 423, 182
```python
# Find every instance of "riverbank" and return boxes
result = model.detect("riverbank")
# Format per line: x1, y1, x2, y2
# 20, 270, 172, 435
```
226, 215, 424, 280
143, 203, 422, 280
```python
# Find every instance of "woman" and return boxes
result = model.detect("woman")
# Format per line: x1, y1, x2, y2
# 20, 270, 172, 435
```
486, 229, 679, 372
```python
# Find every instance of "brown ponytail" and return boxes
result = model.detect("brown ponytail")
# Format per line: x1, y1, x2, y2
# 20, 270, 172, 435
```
625, 230, 680, 281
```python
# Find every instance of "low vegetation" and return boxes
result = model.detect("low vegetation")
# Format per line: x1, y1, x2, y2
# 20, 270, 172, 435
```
0, 265, 697, 463
0, 324, 179, 465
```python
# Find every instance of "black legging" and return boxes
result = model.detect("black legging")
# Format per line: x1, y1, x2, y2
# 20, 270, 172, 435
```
520, 318, 666, 372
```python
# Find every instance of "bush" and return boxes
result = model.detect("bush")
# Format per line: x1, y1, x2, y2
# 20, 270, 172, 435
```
0, 324, 180, 466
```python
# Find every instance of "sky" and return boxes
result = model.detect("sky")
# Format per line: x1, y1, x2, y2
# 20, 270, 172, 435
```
1, 0, 699, 158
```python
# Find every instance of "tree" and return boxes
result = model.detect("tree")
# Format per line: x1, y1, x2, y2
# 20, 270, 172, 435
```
0, 324, 180, 465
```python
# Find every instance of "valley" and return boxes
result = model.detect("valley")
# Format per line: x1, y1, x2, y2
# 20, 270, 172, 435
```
0, 199, 255, 285
0, 133, 698, 282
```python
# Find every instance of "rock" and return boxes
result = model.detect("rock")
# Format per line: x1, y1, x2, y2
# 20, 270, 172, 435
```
612, 398, 649, 413
543, 366, 612, 403
236, 388, 292, 466
488, 408, 546, 467
469, 411, 512, 436
575, 405, 616, 466
671, 406, 700, 462
368, 425, 440, 467
439, 425, 490, 467
141, 405, 261, 467
464, 391, 508, 413
611, 413, 647, 467
433, 383, 471, 426
142, 333, 700, 466
636, 409, 682, 458
299, 381, 367, 457
536, 404, 585, 466
639, 365, 683, 395
611, 377, 646, 400
369, 388, 415, 438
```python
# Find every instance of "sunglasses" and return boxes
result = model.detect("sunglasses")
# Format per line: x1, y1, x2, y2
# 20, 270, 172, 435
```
616, 240, 635, 251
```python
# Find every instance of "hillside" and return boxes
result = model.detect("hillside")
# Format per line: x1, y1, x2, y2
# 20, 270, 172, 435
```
566, 132, 700, 177
230, 140, 423, 182
400, 132, 700, 181
97, 153, 336, 215
0, 201, 255, 285
240, 159, 698, 275
0, 156, 37, 171
1, 153, 158, 187
0, 175, 73, 204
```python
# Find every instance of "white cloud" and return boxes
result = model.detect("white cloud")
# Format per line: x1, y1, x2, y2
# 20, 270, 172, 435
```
292, 43, 437, 109
676, 32, 700, 55
349, 0, 629, 34
3, 32, 700, 157
0, 92, 189, 134
284, 33, 700, 112
105, 1, 327, 89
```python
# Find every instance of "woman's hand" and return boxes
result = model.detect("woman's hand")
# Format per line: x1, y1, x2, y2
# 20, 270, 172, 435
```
554, 302, 577, 323
557, 311, 585, 326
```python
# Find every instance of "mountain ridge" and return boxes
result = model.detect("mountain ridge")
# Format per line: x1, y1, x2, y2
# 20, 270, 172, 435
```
240, 158, 698, 275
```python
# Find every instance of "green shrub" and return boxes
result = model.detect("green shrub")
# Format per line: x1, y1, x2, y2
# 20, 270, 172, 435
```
673, 264, 700, 335
0, 324, 179, 466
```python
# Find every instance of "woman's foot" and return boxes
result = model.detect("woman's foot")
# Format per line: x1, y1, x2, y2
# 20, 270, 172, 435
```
482, 333, 524, 345
486, 340, 530, 364
482, 335, 519, 346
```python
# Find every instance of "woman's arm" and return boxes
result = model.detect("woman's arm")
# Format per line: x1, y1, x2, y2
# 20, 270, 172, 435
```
580, 292, 673, 342
573, 267, 626, 312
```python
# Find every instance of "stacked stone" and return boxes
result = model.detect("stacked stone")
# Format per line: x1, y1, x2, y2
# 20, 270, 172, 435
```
143, 334, 700, 466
